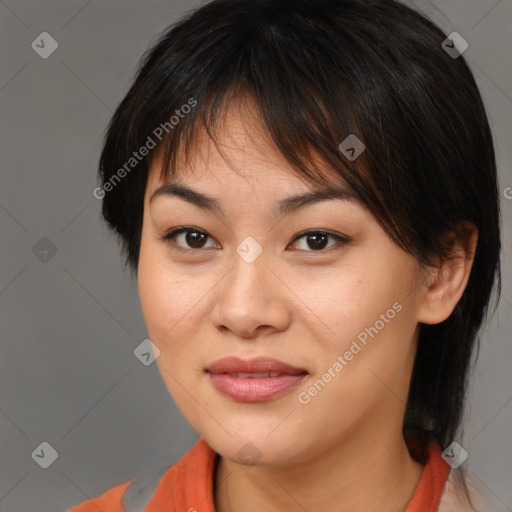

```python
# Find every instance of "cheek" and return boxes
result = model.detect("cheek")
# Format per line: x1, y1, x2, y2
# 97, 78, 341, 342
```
304, 265, 419, 388
300, 266, 402, 343
139, 270, 196, 346
138, 239, 184, 345
137, 241, 216, 359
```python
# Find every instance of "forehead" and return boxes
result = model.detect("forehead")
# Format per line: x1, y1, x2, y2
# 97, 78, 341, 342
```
145, 98, 344, 196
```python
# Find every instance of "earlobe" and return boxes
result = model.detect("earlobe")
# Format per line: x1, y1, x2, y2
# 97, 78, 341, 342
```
418, 223, 478, 325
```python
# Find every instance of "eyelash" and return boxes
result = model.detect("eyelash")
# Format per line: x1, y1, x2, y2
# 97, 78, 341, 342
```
157, 226, 350, 254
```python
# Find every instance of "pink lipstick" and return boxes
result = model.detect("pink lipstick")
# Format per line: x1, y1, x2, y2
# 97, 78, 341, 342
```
206, 356, 308, 402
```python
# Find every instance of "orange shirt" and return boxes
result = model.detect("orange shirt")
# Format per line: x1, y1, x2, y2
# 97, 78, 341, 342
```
68, 439, 451, 512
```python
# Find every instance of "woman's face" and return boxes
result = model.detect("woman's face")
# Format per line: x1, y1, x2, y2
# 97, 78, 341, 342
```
137, 102, 429, 467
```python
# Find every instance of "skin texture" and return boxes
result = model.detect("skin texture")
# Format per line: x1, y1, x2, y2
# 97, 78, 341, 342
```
137, 99, 478, 512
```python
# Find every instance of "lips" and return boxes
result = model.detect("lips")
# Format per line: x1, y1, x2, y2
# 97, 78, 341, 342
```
206, 356, 307, 375
206, 357, 308, 402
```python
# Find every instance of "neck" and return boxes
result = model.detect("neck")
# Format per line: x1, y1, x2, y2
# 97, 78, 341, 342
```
214, 426, 424, 512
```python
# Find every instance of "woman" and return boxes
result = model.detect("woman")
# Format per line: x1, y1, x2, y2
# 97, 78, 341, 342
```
70, 0, 502, 510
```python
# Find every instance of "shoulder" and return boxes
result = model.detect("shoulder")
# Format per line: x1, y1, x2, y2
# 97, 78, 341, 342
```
66, 464, 173, 512
438, 468, 508, 512
66, 438, 216, 512
66, 478, 135, 512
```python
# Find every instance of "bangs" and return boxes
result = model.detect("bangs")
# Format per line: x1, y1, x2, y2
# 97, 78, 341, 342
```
157, 85, 361, 192
151, 60, 370, 205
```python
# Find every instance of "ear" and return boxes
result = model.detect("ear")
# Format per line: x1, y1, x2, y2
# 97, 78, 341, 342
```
417, 222, 478, 325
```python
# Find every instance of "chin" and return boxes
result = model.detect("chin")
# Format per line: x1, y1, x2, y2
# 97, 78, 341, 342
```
203, 429, 303, 468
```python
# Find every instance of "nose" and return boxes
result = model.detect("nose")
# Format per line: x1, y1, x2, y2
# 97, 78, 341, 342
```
211, 242, 291, 339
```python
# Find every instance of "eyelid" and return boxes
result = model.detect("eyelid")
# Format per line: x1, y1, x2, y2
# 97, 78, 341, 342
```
157, 226, 350, 253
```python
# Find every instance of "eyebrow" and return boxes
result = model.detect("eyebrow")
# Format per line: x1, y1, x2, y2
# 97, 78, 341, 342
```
149, 182, 360, 218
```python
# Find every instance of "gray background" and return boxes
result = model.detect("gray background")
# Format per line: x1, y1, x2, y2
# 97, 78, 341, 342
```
0, 1, 510, 511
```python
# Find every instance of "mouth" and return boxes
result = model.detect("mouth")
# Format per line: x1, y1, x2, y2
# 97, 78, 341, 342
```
206, 356, 308, 402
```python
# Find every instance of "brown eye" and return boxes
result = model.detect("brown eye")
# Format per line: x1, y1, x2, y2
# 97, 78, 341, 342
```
158, 227, 350, 254
159, 227, 218, 251
182, 230, 208, 249
289, 231, 350, 253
